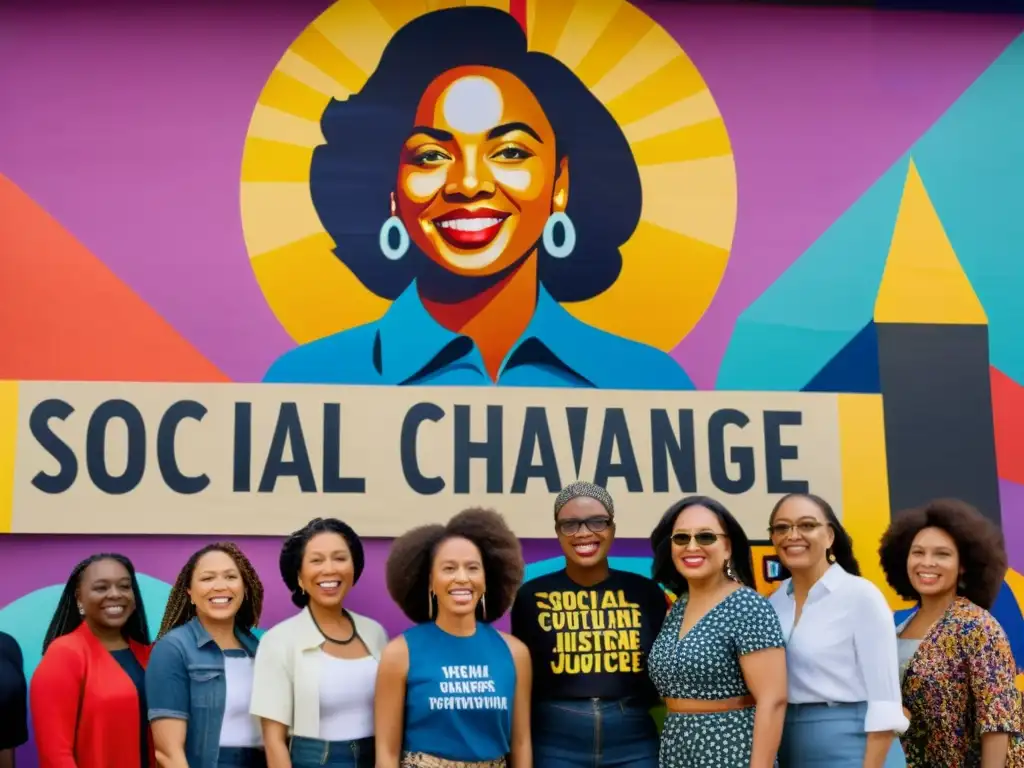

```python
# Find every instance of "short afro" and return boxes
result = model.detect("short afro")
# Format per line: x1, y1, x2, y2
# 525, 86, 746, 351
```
879, 498, 1007, 610
386, 507, 523, 624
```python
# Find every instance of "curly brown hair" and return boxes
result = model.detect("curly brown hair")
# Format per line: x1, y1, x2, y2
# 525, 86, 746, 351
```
386, 507, 524, 624
158, 542, 264, 639
878, 498, 1007, 610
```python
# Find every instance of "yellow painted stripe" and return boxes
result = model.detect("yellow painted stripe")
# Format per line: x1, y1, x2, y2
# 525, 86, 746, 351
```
837, 394, 913, 610
0, 381, 19, 534
573, 3, 654, 89
240, 138, 315, 183
629, 118, 731, 167
257, 70, 332, 122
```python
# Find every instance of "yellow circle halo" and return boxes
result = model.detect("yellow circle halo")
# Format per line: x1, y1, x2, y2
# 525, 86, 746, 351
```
240, 0, 736, 352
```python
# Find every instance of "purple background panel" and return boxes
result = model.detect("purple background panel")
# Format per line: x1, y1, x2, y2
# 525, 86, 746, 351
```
0, 2, 1019, 385
1001, 479, 1024, 572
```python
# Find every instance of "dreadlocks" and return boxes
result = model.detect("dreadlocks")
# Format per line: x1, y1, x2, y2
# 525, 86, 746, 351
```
158, 542, 264, 640
43, 553, 150, 653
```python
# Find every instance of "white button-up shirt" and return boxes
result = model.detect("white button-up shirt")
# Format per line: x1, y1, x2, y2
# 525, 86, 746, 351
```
769, 563, 909, 733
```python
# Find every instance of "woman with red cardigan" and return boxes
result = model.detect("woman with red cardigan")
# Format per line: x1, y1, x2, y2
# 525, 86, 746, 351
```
30, 553, 154, 768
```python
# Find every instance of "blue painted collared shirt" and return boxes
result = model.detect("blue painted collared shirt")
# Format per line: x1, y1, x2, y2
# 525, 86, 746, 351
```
146, 618, 260, 768
264, 282, 694, 390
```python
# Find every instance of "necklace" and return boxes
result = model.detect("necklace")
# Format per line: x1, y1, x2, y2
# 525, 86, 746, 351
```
310, 608, 359, 645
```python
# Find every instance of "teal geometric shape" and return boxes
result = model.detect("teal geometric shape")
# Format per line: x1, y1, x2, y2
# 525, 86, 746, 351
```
524, 556, 654, 583
0, 573, 171, 680
716, 157, 909, 391
910, 32, 1024, 384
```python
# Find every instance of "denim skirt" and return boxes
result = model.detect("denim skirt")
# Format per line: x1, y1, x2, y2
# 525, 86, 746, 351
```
778, 702, 906, 767
290, 735, 375, 768
532, 698, 660, 768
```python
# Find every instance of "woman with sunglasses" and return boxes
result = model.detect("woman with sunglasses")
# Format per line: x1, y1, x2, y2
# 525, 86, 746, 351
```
648, 496, 787, 768
511, 482, 667, 768
767, 493, 907, 767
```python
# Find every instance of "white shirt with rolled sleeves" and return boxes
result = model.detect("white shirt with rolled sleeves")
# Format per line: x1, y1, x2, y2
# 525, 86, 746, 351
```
768, 563, 910, 734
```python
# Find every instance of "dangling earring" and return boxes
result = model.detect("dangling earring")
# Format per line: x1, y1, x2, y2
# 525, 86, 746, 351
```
542, 212, 576, 259
480, 593, 487, 620
958, 579, 966, 591
379, 191, 409, 261
826, 548, 836, 564
427, 589, 434, 620
725, 560, 737, 582
77, 602, 85, 616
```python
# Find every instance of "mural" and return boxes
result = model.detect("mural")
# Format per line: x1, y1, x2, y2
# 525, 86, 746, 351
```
1, 0, 1023, 764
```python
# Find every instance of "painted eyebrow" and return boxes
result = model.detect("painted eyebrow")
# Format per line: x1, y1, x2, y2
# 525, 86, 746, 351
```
487, 121, 543, 142
408, 126, 455, 142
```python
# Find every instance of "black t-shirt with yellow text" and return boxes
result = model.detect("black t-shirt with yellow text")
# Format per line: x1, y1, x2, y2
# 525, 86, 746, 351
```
510, 569, 667, 703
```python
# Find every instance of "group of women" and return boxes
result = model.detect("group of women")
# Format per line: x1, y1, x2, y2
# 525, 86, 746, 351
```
3, 485, 1021, 768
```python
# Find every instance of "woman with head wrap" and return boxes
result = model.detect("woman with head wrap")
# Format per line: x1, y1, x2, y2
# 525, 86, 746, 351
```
510, 482, 667, 768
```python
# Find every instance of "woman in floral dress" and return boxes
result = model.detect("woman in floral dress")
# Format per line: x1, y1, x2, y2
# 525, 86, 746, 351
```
648, 496, 787, 768
880, 498, 1024, 768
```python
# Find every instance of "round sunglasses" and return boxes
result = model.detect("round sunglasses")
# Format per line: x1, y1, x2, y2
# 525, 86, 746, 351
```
671, 531, 726, 547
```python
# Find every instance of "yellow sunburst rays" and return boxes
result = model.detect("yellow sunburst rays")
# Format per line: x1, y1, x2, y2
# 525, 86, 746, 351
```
240, 0, 734, 350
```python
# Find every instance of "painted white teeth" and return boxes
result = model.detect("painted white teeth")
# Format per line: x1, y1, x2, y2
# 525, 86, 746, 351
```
438, 218, 502, 232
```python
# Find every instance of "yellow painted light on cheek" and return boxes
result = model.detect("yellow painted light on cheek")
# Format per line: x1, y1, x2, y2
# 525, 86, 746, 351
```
406, 169, 445, 201
493, 166, 533, 194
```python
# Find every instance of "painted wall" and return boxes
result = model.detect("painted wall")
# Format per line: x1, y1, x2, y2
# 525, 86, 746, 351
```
2, 0, 1024, 764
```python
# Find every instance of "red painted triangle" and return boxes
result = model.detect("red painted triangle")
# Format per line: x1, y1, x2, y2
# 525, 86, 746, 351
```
0, 172, 229, 382
993, 367, 1024, 485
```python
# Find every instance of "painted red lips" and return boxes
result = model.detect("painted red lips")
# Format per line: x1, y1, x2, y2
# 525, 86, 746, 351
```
433, 208, 509, 249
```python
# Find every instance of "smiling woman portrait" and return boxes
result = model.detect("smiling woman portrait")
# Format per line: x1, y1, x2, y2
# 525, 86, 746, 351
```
262, 5, 692, 390
511, 482, 667, 768
376, 508, 531, 768
30, 553, 154, 768
146, 542, 266, 768
250, 518, 388, 768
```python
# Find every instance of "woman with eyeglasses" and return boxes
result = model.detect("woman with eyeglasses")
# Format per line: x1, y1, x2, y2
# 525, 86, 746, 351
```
767, 493, 907, 768
511, 482, 667, 768
648, 496, 787, 768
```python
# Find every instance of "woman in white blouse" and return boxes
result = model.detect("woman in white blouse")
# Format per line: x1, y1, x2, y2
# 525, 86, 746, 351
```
767, 493, 908, 768
251, 518, 388, 768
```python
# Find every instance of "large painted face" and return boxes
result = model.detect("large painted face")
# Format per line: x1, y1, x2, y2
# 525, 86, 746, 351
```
397, 65, 566, 276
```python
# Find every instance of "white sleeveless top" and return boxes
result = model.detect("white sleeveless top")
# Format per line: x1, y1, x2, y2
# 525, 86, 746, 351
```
317, 653, 378, 740
220, 653, 262, 747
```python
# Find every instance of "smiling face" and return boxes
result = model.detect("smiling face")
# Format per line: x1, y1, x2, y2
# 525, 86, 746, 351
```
188, 549, 244, 625
671, 505, 732, 584
297, 532, 355, 609
770, 495, 835, 573
907, 526, 961, 599
397, 65, 566, 275
556, 497, 614, 569
77, 558, 136, 633
431, 536, 486, 619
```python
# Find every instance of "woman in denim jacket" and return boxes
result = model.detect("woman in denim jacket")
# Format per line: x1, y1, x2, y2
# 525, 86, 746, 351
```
146, 542, 266, 768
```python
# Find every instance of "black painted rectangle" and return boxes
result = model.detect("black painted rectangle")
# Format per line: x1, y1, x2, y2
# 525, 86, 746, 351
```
877, 323, 1001, 526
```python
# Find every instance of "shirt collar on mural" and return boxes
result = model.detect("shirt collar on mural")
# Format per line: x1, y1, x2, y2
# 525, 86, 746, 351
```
373, 281, 596, 386
784, 561, 846, 600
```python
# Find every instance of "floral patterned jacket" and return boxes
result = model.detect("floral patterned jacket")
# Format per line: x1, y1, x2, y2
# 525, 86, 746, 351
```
897, 597, 1024, 767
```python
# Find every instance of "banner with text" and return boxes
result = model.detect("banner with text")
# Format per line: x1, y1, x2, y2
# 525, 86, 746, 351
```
1, 381, 844, 536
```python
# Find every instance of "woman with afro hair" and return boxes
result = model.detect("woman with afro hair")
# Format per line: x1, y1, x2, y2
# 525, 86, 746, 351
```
880, 498, 1024, 767
251, 518, 388, 768
375, 507, 532, 768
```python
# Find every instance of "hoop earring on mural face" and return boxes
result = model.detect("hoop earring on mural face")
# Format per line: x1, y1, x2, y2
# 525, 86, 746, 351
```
542, 211, 576, 259
379, 191, 409, 261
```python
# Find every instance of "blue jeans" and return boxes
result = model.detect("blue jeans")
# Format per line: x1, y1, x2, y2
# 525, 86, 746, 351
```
779, 702, 906, 767
533, 699, 659, 768
217, 747, 267, 767
290, 736, 375, 768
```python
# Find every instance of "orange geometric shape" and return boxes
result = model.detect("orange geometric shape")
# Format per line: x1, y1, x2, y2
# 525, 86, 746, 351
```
0, 173, 229, 383
992, 367, 1024, 484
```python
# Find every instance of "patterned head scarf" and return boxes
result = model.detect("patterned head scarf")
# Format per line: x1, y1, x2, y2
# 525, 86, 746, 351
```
553, 482, 615, 519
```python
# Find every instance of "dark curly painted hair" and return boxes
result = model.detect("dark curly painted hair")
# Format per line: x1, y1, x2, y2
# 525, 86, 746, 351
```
769, 493, 861, 579
43, 553, 150, 653
279, 518, 365, 608
386, 507, 524, 624
879, 498, 1007, 610
310, 5, 641, 303
650, 496, 756, 595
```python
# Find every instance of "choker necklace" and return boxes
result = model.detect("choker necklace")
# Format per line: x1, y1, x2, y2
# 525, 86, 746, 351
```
310, 609, 359, 645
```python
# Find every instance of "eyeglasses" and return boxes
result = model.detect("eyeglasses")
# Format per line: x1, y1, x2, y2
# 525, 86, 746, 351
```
556, 517, 612, 536
768, 521, 825, 538
671, 531, 725, 547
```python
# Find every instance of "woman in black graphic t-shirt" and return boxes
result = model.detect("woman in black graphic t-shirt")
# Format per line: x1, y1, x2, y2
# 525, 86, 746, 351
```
511, 482, 667, 768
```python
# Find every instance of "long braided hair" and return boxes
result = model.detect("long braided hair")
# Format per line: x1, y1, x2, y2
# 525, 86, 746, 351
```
158, 542, 264, 640
43, 553, 150, 653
